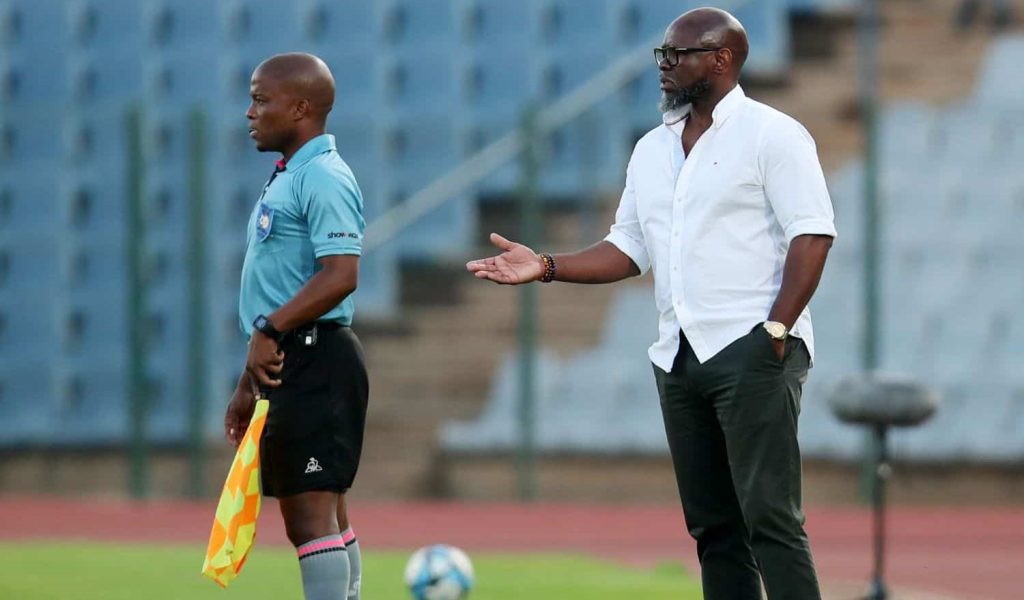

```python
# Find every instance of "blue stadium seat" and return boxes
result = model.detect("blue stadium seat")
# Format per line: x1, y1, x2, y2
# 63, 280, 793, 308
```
2, 108, 65, 164
461, 56, 536, 120
223, 0, 302, 55
144, 52, 222, 107
375, 117, 475, 257
0, 364, 56, 446
0, 234, 59, 292
59, 294, 127, 353
330, 53, 376, 117
51, 364, 127, 445
539, 0, 610, 47
0, 178, 58, 231
381, 0, 456, 47
141, 344, 189, 444
1, 56, 66, 106
0, 297, 57, 368
384, 118, 458, 181
154, 1, 217, 48
383, 51, 457, 115
1, 1, 69, 105
608, 0, 687, 47
462, 0, 534, 45
303, 1, 375, 51
64, 0, 143, 54
534, 118, 618, 197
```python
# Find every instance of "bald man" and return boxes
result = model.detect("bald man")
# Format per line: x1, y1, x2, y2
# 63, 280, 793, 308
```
225, 53, 368, 600
468, 8, 834, 599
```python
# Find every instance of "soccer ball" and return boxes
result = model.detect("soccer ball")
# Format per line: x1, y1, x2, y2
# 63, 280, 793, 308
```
403, 544, 475, 600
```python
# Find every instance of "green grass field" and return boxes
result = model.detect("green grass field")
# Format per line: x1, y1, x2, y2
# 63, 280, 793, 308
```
0, 542, 702, 599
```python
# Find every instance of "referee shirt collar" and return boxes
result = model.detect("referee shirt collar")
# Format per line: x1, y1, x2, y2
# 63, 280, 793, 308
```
282, 133, 336, 170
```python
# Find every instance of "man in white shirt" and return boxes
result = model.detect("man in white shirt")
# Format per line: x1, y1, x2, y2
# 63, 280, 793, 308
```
467, 7, 834, 600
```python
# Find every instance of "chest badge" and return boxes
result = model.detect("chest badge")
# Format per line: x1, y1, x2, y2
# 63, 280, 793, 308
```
256, 203, 274, 241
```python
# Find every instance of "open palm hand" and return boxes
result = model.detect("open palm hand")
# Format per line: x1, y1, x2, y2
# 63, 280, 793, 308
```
466, 233, 543, 285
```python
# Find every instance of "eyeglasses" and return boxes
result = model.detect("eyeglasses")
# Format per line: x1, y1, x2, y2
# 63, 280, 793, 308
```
653, 46, 720, 67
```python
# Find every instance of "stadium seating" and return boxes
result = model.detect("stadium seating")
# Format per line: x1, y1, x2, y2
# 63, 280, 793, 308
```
0, 364, 57, 446
973, 35, 1024, 108
444, 35, 1024, 464
786, 0, 858, 15
0, 0, 891, 447
0, 2, 1013, 461
441, 348, 565, 452
442, 286, 665, 454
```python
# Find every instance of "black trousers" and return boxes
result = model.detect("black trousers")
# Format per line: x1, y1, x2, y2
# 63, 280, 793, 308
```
653, 326, 821, 600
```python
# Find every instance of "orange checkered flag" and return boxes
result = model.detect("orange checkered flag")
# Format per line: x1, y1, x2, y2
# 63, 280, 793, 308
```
202, 398, 270, 587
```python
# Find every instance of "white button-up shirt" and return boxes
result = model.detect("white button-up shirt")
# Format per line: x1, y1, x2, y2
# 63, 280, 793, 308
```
605, 85, 837, 370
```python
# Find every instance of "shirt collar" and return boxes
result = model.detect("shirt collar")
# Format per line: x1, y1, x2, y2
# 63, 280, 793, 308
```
281, 134, 336, 170
661, 84, 746, 133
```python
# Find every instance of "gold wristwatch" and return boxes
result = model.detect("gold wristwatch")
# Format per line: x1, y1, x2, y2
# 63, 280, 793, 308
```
763, 321, 788, 340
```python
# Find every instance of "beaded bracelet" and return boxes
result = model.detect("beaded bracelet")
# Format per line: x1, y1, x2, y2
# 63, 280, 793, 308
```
539, 253, 556, 283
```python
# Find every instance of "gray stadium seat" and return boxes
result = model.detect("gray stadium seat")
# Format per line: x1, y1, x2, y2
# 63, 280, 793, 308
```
799, 380, 865, 460
880, 103, 938, 164
973, 34, 1024, 108
441, 349, 564, 452
599, 285, 659, 350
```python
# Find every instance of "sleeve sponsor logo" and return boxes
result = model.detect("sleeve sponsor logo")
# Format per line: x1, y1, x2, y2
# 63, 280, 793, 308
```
327, 232, 360, 239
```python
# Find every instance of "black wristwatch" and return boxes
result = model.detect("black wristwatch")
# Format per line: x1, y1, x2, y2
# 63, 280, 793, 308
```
252, 314, 285, 343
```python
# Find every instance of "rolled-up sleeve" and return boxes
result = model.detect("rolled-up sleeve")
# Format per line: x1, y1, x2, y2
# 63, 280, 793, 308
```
604, 158, 651, 275
759, 117, 838, 241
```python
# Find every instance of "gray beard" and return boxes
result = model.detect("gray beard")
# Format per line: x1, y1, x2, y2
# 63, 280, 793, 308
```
659, 79, 712, 113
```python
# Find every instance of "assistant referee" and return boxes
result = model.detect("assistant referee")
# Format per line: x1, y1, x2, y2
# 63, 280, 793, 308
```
223, 53, 367, 600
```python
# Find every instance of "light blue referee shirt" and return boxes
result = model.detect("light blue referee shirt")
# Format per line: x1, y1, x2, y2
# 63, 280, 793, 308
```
238, 134, 364, 336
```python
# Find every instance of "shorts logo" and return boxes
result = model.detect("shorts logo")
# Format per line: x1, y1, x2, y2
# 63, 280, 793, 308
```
305, 457, 323, 474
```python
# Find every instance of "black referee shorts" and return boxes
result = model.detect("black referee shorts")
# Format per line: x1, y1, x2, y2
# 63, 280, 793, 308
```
259, 322, 369, 498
